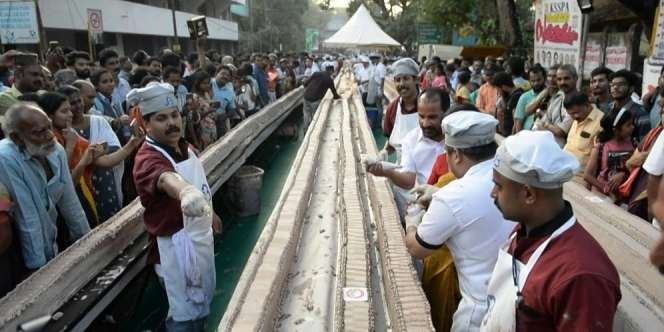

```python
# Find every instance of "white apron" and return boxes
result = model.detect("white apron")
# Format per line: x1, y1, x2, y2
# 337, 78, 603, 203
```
480, 216, 576, 331
388, 99, 419, 164
147, 139, 216, 323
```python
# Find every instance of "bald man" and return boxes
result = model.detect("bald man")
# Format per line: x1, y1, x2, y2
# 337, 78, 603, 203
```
0, 103, 89, 270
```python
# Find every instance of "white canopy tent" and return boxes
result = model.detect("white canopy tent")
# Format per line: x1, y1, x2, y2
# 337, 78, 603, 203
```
323, 4, 401, 49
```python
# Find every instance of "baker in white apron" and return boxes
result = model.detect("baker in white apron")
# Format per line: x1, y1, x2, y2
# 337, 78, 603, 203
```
129, 83, 219, 332
485, 130, 621, 331
404, 111, 515, 332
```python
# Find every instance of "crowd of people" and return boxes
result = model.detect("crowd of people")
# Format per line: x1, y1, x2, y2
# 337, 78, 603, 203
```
1, 37, 664, 331
363, 54, 664, 331
0, 43, 344, 302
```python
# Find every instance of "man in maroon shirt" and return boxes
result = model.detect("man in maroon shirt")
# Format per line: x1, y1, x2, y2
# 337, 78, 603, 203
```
484, 130, 620, 331
131, 83, 221, 331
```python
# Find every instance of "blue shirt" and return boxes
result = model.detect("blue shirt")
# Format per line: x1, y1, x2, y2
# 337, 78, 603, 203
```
253, 64, 269, 105
650, 95, 662, 128
0, 139, 89, 269
210, 79, 237, 114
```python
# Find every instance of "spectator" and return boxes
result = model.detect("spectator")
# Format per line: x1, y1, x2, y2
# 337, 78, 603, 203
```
163, 66, 188, 113
129, 68, 151, 89
191, 70, 216, 149
0, 180, 27, 298
253, 54, 269, 106
51, 88, 144, 223
146, 56, 163, 77
621, 89, 664, 220
72, 79, 97, 114
118, 56, 132, 82
0, 53, 43, 115
590, 66, 614, 114
0, 103, 90, 270
210, 65, 237, 138
563, 91, 604, 173
303, 65, 340, 130
90, 69, 131, 144
514, 64, 547, 132
476, 67, 499, 115
235, 64, 259, 117
132, 50, 150, 68
493, 72, 524, 136
609, 70, 650, 144
455, 70, 473, 104
266, 54, 279, 103
431, 63, 450, 92
54, 69, 77, 89
584, 108, 635, 200
533, 64, 576, 147
643, 66, 664, 128
506, 56, 530, 91
98, 48, 131, 109
65, 51, 91, 80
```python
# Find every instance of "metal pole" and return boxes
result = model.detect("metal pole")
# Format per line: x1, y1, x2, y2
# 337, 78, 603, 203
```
33, 0, 47, 60
169, 0, 180, 53
579, 13, 590, 85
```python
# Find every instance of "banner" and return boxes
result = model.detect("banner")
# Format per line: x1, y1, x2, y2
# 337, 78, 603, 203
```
305, 28, 319, 53
87, 9, 103, 44
0, 1, 39, 44
231, 4, 249, 17
652, 1, 664, 60
582, 33, 603, 79
643, 58, 664, 96
534, 0, 583, 73
605, 33, 630, 71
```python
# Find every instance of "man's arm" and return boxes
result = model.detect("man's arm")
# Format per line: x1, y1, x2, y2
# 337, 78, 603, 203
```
158, 172, 196, 201
0, 157, 47, 268
56, 148, 91, 240
405, 198, 459, 259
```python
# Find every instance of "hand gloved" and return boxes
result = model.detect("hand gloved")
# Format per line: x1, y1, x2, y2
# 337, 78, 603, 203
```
179, 185, 211, 218
405, 206, 426, 230
410, 184, 439, 208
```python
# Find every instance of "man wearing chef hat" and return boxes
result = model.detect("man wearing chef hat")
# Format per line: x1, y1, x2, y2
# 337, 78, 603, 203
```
131, 82, 221, 331
483, 130, 620, 331
405, 111, 515, 331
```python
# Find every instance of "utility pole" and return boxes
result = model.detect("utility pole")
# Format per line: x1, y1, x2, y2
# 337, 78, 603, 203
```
33, 0, 47, 60
169, 0, 181, 53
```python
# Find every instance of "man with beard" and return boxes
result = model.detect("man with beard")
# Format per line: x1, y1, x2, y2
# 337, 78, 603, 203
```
382, 58, 421, 162
514, 65, 547, 132
98, 48, 131, 110
211, 65, 237, 137
563, 92, 604, 173
609, 69, 651, 143
132, 83, 221, 331
0, 103, 89, 270
65, 51, 91, 80
476, 67, 500, 116
590, 66, 613, 114
368, 88, 450, 191
147, 57, 163, 77
492, 72, 524, 136
404, 111, 515, 331
483, 130, 620, 331
0, 53, 44, 115
533, 64, 577, 147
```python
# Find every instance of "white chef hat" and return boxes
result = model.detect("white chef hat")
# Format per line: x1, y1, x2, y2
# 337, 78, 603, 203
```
494, 131, 580, 189
126, 82, 177, 117
392, 58, 419, 77
443, 111, 498, 149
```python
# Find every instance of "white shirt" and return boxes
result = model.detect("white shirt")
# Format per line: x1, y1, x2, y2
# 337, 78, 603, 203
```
644, 131, 664, 176
416, 160, 516, 303
400, 127, 445, 185
371, 63, 386, 83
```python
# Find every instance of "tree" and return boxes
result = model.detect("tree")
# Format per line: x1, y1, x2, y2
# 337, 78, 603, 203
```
236, 0, 309, 53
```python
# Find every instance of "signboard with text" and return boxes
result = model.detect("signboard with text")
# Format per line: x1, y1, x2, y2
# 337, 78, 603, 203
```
534, 0, 583, 73
305, 29, 319, 52
605, 33, 630, 71
87, 9, 103, 44
417, 23, 442, 45
582, 33, 603, 79
0, 1, 39, 44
